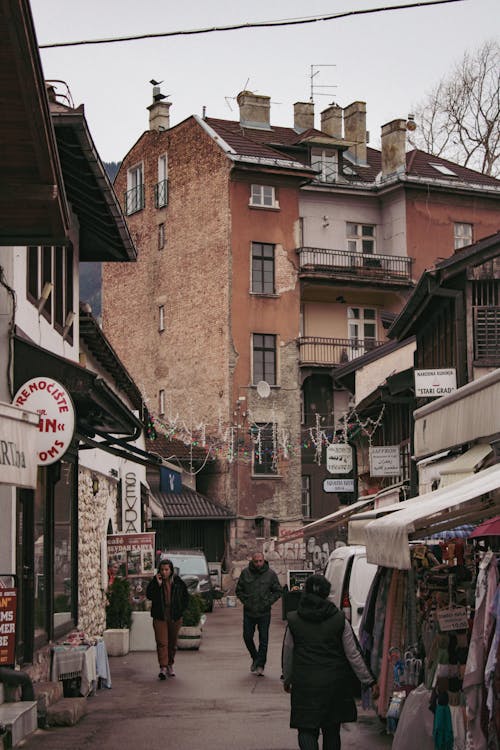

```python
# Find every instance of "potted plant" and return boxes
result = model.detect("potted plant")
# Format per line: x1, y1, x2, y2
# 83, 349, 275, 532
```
104, 577, 132, 656
178, 592, 204, 650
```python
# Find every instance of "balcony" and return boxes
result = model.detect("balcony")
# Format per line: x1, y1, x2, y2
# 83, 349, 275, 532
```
298, 247, 413, 285
124, 184, 145, 215
298, 336, 385, 366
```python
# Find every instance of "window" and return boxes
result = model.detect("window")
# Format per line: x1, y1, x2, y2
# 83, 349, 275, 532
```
251, 242, 275, 294
301, 476, 311, 518
252, 333, 276, 385
155, 155, 168, 208
311, 149, 338, 183
347, 308, 377, 359
454, 223, 473, 250
430, 162, 457, 177
27, 246, 74, 340
346, 223, 375, 254
250, 184, 278, 208
125, 163, 144, 215
252, 423, 278, 475
254, 517, 265, 537
158, 223, 165, 250
159, 389, 165, 416
270, 519, 279, 537
158, 305, 165, 332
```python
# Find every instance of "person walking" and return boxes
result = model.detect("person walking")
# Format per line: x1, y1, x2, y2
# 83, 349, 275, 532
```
235, 551, 282, 676
282, 573, 379, 750
146, 558, 189, 680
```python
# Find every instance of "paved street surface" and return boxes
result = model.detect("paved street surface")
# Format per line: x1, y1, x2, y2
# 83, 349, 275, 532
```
22, 604, 392, 750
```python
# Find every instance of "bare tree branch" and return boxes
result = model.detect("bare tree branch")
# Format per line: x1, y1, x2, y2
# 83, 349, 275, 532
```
409, 40, 500, 176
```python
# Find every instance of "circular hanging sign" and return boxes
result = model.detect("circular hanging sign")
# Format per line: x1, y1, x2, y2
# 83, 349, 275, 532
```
13, 377, 75, 465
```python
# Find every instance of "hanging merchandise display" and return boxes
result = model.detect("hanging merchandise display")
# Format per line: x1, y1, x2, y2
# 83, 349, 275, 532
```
359, 534, 500, 749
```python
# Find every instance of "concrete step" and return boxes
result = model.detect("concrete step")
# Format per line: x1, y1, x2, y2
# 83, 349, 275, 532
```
46, 697, 87, 727
33, 681, 63, 718
0, 701, 37, 747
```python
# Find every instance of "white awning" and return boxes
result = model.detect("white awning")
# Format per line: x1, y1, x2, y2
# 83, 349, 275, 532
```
363, 464, 500, 569
0, 401, 39, 489
276, 496, 375, 543
439, 444, 493, 488
414, 368, 500, 458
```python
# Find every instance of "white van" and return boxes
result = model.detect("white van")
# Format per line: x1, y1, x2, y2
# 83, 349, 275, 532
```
324, 545, 377, 639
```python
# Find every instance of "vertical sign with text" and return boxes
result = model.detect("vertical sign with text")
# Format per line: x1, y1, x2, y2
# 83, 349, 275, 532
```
0, 589, 17, 666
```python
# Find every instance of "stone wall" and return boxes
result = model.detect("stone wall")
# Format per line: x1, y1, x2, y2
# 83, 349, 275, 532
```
78, 468, 116, 636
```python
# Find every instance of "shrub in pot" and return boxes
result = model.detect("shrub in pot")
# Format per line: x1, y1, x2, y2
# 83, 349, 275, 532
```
178, 593, 204, 650
104, 577, 132, 656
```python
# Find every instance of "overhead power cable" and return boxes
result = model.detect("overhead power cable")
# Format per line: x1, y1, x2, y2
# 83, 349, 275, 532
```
39, 0, 466, 49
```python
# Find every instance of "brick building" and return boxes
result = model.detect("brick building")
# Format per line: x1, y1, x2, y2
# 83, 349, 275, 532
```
102, 88, 500, 565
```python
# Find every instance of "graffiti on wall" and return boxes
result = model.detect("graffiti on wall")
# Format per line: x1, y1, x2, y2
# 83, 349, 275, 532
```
265, 535, 345, 571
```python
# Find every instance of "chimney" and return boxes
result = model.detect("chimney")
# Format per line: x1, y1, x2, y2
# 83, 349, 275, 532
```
237, 90, 271, 129
148, 86, 171, 131
344, 101, 367, 164
381, 119, 407, 178
320, 104, 343, 139
294, 101, 314, 133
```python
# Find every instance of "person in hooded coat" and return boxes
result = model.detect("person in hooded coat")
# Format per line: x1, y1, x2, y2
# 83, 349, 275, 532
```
282, 573, 379, 750
235, 551, 282, 676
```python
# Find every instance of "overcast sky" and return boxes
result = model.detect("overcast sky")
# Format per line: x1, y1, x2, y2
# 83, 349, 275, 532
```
30, 0, 497, 163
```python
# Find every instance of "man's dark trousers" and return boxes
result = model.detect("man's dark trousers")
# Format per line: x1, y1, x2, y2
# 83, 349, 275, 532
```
243, 611, 271, 667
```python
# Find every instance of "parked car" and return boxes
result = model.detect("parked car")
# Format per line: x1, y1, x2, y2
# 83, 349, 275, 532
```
324, 545, 377, 639
157, 549, 214, 612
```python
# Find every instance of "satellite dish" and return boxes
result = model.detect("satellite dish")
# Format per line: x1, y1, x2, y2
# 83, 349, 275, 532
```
256, 380, 271, 398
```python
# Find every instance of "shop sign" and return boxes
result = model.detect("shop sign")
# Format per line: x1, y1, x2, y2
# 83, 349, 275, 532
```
414, 369, 457, 398
0, 402, 39, 488
369, 445, 401, 477
122, 469, 140, 533
323, 478, 355, 493
107, 532, 156, 608
13, 378, 75, 466
326, 444, 353, 474
437, 606, 468, 632
0, 589, 17, 666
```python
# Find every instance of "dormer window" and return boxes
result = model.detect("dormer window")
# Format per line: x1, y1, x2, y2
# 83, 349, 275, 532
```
250, 184, 279, 209
311, 149, 338, 183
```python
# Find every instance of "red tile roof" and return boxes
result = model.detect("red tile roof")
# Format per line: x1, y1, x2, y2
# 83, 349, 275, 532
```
146, 434, 212, 463
204, 116, 500, 189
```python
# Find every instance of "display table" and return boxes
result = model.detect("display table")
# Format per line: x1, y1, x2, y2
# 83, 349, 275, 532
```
51, 640, 111, 696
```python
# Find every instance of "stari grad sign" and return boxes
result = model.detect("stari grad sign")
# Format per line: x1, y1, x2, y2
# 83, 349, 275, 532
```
414, 369, 457, 398
13, 378, 75, 465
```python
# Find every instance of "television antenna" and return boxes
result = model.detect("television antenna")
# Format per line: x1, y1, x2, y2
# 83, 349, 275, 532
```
310, 64, 338, 104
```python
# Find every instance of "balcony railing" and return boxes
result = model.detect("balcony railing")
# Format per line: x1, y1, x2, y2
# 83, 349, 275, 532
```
154, 179, 168, 208
298, 247, 413, 282
299, 336, 385, 366
124, 184, 145, 215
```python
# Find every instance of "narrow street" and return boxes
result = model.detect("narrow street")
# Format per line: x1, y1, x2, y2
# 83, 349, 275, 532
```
22, 604, 391, 750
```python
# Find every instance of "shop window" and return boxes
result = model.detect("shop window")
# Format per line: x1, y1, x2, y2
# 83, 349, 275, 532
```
53, 461, 75, 634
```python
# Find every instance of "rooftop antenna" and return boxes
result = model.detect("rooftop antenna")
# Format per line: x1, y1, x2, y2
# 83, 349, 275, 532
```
310, 64, 338, 104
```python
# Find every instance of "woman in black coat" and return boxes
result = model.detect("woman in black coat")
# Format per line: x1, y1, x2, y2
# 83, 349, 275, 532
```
146, 558, 189, 679
282, 574, 379, 750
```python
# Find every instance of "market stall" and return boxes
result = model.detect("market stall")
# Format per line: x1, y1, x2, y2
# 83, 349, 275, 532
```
351, 469, 500, 749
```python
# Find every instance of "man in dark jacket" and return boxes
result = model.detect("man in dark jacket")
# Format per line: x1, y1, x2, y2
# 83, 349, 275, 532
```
146, 558, 189, 680
235, 551, 282, 676
282, 574, 379, 750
